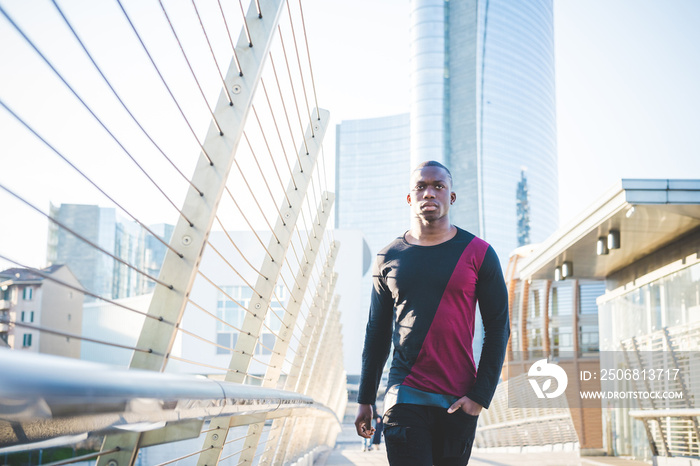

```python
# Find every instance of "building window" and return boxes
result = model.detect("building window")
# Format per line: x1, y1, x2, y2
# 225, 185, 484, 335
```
579, 326, 599, 355
215, 285, 287, 356
216, 286, 251, 355
30, 311, 34, 323
579, 282, 605, 315
21, 311, 25, 322
259, 285, 286, 355
23, 287, 33, 301
550, 285, 572, 316
23, 333, 32, 347
216, 332, 237, 355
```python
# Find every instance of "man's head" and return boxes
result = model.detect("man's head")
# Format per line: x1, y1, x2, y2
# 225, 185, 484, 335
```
407, 161, 456, 222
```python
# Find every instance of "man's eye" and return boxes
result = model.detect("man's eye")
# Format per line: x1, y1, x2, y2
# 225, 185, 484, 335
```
436, 185, 444, 189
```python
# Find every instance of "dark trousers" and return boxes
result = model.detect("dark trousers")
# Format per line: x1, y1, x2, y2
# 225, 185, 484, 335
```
382, 403, 478, 466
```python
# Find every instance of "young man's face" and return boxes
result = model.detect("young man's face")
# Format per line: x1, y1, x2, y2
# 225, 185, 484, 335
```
407, 166, 456, 222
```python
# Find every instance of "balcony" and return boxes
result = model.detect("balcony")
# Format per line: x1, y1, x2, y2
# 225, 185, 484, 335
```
0, 322, 9, 332
0, 300, 9, 310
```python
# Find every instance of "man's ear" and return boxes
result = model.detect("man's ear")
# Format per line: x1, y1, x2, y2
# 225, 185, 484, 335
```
406, 193, 412, 205
451, 192, 457, 204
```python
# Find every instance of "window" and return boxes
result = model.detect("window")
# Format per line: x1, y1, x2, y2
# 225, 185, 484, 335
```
550, 327, 573, 357
579, 326, 599, 354
258, 333, 275, 356
21, 311, 25, 322
215, 285, 288, 357
30, 311, 34, 323
22, 333, 32, 347
23, 287, 33, 301
216, 286, 250, 355
551, 285, 572, 316
579, 282, 605, 315
216, 332, 238, 355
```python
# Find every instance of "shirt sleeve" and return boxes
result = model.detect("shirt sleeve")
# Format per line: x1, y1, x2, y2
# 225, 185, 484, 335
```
466, 245, 510, 409
357, 256, 394, 405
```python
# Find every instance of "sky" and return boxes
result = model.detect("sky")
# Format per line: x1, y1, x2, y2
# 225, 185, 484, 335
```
1, 0, 699, 271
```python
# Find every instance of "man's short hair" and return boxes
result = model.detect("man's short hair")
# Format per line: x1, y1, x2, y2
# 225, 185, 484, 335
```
412, 160, 453, 185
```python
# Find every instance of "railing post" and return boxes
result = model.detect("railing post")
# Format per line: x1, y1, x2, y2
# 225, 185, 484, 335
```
196, 108, 329, 465
280, 273, 338, 463
296, 300, 341, 454
663, 328, 700, 438
236, 197, 336, 464
270, 270, 338, 465
96, 1, 287, 465
624, 337, 663, 456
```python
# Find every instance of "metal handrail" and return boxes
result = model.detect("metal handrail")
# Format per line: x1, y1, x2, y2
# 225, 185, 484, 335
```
629, 409, 700, 418
0, 350, 340, 449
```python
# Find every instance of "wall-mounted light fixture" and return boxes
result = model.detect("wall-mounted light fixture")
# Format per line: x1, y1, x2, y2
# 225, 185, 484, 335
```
554, 266, 562, 282
608, 230, 621, 250
597, 236, 609, 255
561, 261, 573, 279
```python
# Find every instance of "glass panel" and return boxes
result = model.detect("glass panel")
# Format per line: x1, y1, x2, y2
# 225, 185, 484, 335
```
216, 333, 231, 355
579, 281, 605, 314
551, 284, 572, 316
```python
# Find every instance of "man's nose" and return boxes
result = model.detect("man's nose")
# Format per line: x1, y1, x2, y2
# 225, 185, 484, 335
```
423, 187, 436, 198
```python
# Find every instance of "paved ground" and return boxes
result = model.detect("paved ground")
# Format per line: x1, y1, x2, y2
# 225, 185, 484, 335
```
316, 422, 652, 466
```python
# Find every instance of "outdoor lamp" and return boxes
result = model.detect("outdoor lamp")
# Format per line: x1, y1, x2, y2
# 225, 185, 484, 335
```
554, 266, 562, 282
561, 261, 573, 279
597, 237, 609, 255
608, 230, 621, 250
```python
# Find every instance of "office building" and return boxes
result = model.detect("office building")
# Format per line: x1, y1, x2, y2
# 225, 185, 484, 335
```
335, 113, 411, 245
512, 179, 700, 461
47, 203, 173, 300
335, 114, 410, 352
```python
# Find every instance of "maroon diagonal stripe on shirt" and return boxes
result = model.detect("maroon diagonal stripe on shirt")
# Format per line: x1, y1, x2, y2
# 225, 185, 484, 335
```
401, 237, 490, 397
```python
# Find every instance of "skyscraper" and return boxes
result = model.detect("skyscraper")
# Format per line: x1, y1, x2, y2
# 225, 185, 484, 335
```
517, 169, 531, 247
410, 0, 559, 259
47, 204, 173, 300
335, 114, 410, 339
335, 113, 411, 249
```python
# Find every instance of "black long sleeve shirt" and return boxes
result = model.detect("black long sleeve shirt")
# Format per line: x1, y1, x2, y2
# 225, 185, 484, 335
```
357, 227, 510, 410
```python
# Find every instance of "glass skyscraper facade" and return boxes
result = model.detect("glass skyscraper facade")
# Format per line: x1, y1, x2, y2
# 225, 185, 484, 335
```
335, 113, 411, 328
410, 0, 559, 260
47, 204, 173, 300
335, 113, 411, 248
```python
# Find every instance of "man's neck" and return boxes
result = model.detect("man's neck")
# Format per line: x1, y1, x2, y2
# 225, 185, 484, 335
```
406, 219, 456, 246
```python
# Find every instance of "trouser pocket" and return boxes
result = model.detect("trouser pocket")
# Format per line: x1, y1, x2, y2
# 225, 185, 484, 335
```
441, 411, 479, 459
384, 425, 432, 465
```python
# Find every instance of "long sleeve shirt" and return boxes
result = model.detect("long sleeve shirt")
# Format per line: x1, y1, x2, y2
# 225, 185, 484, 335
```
357, 227, 510, 410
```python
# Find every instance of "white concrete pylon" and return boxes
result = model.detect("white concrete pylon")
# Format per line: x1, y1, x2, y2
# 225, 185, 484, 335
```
278, 273, 338, 464
97, 1, 287, 464
270, 267, 338, 465
197, 105, 330, 464
238, 196, 336, 465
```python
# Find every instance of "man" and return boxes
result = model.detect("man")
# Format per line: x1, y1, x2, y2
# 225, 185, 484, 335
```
355, 161, 510, 465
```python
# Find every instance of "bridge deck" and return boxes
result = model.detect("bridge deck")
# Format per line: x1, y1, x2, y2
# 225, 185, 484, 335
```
319, 422, 652, 466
